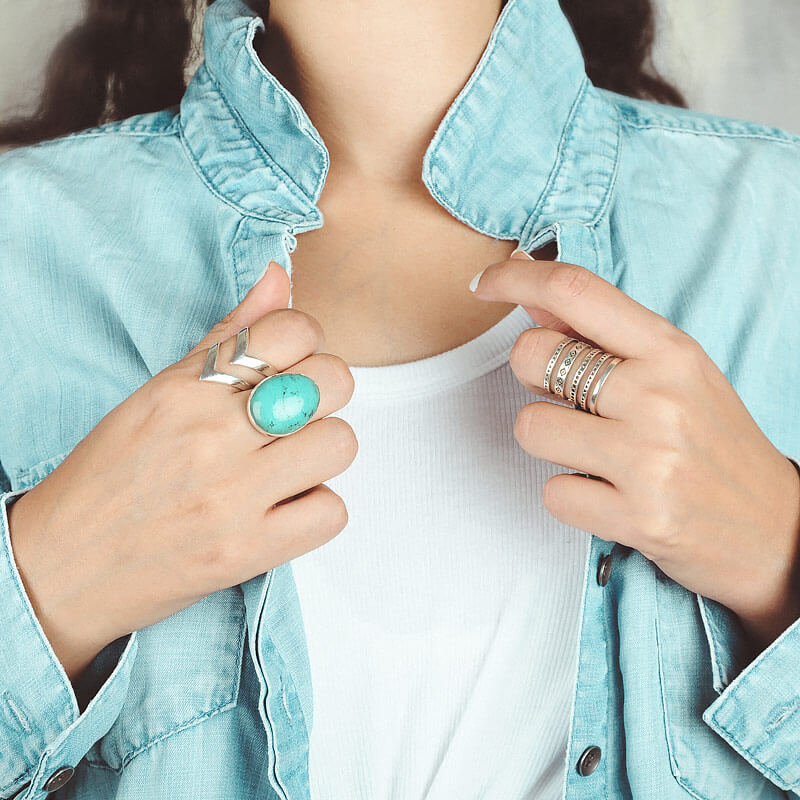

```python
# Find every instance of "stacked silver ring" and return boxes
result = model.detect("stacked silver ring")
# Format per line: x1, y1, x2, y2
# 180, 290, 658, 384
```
543, 335, 623, 416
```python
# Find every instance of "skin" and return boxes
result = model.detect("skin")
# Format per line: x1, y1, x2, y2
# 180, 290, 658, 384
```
473, 251, 800, 653
8, 0, 520, 684
9, 264, 357, 679
8, 0, 799, 689
258, 0, 528, 366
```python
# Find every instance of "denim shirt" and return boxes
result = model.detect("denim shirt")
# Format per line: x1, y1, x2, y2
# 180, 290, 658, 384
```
1, 0, 800, 797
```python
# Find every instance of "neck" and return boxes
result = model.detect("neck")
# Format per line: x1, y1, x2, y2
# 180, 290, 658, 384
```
256, 0, 505, 189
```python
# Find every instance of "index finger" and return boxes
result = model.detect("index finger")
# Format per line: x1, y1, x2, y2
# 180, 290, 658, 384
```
472, 258, 678, 359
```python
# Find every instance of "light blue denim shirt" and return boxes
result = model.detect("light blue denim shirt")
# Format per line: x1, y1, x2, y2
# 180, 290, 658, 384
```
1, 0, 800, 798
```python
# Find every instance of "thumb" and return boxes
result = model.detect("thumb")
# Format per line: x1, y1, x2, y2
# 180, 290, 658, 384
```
187, 261, 291, 358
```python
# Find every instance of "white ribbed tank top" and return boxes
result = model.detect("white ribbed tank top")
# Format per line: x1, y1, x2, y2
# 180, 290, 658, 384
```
290, 303, 590, 800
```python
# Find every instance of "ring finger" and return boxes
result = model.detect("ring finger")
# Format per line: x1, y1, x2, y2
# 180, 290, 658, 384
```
249, 414, 358, 509
233, 351, 355, 446
515, 399, 627, 482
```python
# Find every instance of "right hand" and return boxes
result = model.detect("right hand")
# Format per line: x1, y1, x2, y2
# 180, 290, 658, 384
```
8, 261, 357, 679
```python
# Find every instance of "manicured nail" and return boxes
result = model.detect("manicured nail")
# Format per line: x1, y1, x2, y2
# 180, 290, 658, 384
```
468, 268, 486, 293
510, 247, 535, 260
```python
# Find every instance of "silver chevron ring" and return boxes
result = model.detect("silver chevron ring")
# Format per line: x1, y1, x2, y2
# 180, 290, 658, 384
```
199, 341, 253, 392
230, 327, 278, 376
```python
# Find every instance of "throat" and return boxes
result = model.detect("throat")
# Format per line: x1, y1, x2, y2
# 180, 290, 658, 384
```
287, 182, 554, 368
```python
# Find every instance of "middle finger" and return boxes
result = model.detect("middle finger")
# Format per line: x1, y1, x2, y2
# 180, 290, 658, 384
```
509, 326, 638, 420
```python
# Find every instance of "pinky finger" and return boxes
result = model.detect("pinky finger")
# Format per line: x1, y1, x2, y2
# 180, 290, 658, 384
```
542, 472, 629, 545
257, 484, 349, 569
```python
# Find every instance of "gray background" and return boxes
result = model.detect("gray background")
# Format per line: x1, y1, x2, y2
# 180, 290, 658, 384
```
1, 0, 799, 140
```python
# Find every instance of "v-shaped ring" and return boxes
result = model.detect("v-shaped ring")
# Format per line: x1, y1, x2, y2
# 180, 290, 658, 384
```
230, 327, 278, 376
199, 342, 253, 391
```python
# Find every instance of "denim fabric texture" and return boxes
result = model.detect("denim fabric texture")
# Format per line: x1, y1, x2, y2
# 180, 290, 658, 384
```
1, 0, 800, 797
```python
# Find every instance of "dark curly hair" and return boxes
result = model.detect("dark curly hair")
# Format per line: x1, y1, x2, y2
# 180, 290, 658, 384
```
0, 0, 685, 147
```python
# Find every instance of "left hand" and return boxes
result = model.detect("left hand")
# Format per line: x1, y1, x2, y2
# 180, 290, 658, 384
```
470, 251, 800, 650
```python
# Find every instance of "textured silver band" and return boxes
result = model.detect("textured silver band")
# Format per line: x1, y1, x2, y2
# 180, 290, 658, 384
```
543, 337, 577, 394
578, 351, 613, 412
568, 347, 601, 405
553, 341, 591, 399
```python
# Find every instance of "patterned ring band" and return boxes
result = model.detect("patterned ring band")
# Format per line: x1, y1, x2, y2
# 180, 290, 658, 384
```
543, 337, 578, 394
198, 327, 321, 436
543, 336, 624, 417
552, 340, 591, 399
568, 347, 602, 405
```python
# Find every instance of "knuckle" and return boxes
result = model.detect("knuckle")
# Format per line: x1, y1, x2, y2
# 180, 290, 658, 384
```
138, 372, 186, 429
320, 352, 356, 398
267, 308, 324, 351
639, 509, 682, 557
541, 476, 561, 512
508, 328, 546, 376
321, 416, 359, 462
645, 445, 684, 492
194, 535, 242, 578
513, 401, 543, 445
661, 330, 708, 375
545, 263, 592, 301
320, 489, 349, 534
188, 429, 226, 467
639, 386, 690, 433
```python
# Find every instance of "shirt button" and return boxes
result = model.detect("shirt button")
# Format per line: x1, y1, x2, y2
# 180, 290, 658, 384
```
42, 766, 74, 792
576, 746, 602, 777
596, 554, 613, 586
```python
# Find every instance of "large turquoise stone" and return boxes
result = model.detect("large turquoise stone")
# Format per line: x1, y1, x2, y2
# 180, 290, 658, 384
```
248, 373, 321, 436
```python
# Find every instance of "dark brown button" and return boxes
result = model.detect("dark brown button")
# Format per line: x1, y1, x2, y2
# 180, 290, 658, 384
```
596, 554, 613, 586
576, 745, 602, 776
43, 766, 74, 792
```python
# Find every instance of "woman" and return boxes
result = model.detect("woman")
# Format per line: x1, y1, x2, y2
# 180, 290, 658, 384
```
0, 0, 798, 798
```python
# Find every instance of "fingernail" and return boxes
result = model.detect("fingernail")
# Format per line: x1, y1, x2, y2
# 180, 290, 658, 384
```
254, 260, 276, 285
510, 247, 535, 260
468, 268, 486, 293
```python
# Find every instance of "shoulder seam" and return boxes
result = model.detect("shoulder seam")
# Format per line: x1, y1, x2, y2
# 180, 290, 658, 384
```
12, 109, 181, 152
619, 117, 800, 147
597, 88, 800, 148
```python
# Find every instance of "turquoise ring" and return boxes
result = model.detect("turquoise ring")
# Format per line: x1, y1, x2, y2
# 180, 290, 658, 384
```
247, 372, 321, 437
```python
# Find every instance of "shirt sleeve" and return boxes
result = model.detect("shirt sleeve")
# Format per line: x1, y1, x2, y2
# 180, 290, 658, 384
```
0, 486, 138, 800
701, 453, 800, 795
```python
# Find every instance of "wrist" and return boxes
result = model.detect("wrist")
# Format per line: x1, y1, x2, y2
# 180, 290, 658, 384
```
7, 492, 116, 681
734, 454, 800, 654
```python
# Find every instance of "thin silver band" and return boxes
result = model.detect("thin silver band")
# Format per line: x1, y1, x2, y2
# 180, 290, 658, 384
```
588, 356, 623, 415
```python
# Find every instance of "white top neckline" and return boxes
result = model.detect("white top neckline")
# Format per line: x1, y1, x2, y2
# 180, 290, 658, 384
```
347, 304, 535, 401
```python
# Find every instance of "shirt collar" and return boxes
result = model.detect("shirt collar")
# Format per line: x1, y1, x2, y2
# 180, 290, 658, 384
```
180, 0, 620, 245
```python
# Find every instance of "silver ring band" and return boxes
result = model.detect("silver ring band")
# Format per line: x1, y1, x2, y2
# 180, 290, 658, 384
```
568, 347, 601, 405
578, 351, 613, 412
588, 356, 623, 415
553, 341, 591, 399
544, 337, 577, 394
199, 342, 253, 392
230, 327, 278, 376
